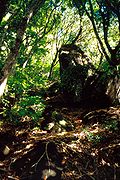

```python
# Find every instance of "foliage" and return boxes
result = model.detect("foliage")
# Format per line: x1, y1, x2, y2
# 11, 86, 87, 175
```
103, 119, 119, 131
87, 132, 102, 145
73, 0, 120, 66
1, 63, 50, 123
0, 0, 119, 124
12, 95, 45, 121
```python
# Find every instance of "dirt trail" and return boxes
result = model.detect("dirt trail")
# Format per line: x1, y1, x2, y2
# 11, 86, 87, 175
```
0, 104, 120, 179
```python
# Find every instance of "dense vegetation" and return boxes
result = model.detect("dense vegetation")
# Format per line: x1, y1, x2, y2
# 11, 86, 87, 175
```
0, 0, 120, 179
0, 0, 119, 121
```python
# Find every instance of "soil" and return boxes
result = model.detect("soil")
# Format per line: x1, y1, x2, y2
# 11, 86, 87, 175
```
0, 94, 120, 180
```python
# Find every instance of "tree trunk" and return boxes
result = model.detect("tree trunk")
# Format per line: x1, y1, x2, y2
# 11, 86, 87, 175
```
0, 0, 9, 23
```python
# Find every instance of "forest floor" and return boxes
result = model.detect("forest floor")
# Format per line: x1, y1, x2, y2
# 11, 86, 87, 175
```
0, 93, 120, 180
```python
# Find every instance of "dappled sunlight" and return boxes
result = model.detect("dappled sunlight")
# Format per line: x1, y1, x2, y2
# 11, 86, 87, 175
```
0, 0, 119, 179
0, 104, 120, 179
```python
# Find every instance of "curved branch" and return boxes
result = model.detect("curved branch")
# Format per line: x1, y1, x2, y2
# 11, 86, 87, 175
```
71, 23, 82, 45
97, 1, 114, 52
48, 48, 59, 79
85, 0, 111, 65
106, 0, 120, 31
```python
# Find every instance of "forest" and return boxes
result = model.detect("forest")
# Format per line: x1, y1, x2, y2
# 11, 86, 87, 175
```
0, 0, 120, 179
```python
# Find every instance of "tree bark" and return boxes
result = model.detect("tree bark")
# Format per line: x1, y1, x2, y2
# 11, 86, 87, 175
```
0, 0, 9, 23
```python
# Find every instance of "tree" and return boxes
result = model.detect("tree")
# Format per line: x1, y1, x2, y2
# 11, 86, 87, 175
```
0, 0, 9, 23
0, 0, 46, 97
0, 0, 119, 101
0, 0, 119, 123
73, 0, 120, 67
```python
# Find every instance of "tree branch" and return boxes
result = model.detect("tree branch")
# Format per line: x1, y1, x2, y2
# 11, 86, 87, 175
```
106, 0, 120, 31
71, 22, 82, 45
85, 0, 111, 65
48, 48, 59, 79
